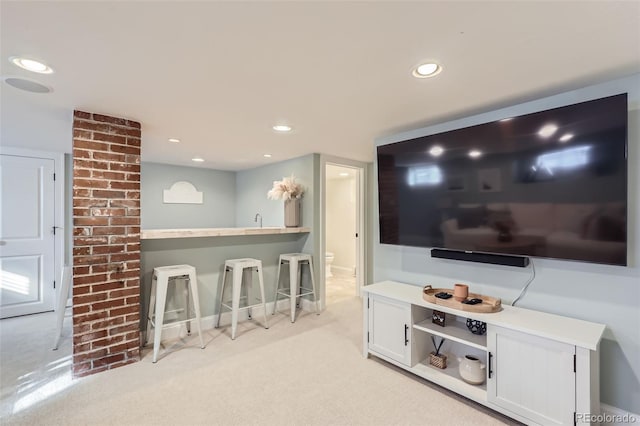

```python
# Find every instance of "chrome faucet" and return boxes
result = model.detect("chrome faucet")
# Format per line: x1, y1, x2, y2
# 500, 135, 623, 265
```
254, 213, 262, 228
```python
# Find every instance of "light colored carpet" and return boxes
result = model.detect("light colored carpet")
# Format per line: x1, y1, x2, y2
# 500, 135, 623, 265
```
326, 269, 357, 305
0, 308, 73, 420
1, 297, 518, 425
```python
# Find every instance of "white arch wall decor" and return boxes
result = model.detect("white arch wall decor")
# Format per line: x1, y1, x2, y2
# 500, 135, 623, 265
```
163, 181, 203, 204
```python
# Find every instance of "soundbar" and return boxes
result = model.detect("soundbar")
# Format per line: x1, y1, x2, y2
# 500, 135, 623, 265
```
431, 249, 530, 268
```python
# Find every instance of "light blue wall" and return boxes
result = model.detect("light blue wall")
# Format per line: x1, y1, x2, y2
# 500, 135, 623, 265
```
373, 73, 640, 414
235, 154, 319, 295
140, 154, 318, 327
235, 155, 315, 230
236, 154, 317, 255
140, 162, 236, 229
141, 234, 309, 322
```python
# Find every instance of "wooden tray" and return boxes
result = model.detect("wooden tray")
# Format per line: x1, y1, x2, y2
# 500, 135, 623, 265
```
422, 285, 502, 313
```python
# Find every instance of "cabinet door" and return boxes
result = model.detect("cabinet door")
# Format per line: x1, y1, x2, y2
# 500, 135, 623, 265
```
368, 295, 411, 366
487, 325, 575, 425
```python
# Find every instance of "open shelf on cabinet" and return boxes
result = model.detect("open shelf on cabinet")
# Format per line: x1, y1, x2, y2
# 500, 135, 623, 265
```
414, 318, 487, 351
413, 355, 487, 401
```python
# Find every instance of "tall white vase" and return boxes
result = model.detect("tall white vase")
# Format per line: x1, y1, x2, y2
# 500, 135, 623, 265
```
284, 199, 300, 227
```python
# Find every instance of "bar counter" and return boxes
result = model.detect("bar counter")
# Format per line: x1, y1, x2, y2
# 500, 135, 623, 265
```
141, 227, 311, 240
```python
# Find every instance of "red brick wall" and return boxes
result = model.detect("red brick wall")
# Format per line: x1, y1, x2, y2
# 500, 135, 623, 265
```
72, 110, 141, 377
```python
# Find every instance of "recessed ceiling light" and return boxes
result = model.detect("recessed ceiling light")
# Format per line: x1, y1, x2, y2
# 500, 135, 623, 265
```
500, 117, 514, 122
469, 150, 482, 158
339, 172, 349, 177
429, 145, 444, 157
538, 123, 558, 138
3, 77, 52, 93
9, 56, 53, 74
168, 138, 181, 143
273, 125, 292, 132
263, 154, 272, 158
412, 62, 442, 78
559, 133, 574, 143
191, 157, 204, 162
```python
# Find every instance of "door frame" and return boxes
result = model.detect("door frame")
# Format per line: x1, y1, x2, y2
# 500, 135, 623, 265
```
319, 155, 368, 310
1, 146, 65, 315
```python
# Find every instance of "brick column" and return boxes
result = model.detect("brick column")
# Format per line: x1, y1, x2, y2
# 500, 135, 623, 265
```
72, 110, 141, 377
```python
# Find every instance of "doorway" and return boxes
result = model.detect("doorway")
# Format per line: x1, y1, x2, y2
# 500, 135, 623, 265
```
1, 149, 63, 318
321, 158, 366, 308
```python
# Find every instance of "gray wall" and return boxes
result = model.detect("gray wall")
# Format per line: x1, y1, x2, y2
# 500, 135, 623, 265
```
373, 73, 640, 414
140, 162, 236, 229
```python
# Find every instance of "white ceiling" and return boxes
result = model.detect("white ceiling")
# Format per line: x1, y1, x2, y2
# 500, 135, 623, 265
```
1, 1, 639, 171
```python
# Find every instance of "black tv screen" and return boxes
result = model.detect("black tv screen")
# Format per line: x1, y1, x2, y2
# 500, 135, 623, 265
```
377, 93, 628, 266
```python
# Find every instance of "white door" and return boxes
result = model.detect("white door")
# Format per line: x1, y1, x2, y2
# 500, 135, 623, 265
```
368, 295, 411, 366
487, 325, 576, 425
0, 154, 56, 318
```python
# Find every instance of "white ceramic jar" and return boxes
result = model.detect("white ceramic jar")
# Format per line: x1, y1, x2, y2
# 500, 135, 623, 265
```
458, 355, 486, 385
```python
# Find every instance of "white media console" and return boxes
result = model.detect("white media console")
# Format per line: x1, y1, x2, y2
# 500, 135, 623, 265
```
362, 281, 605, 426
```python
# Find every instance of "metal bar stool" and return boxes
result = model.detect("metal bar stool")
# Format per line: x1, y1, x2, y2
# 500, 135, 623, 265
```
146, 264, 204, 363
215, 258, 269, 340
273, 253, 320, 322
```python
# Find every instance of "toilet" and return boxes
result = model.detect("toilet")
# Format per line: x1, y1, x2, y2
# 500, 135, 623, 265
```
325, 252, 334, 277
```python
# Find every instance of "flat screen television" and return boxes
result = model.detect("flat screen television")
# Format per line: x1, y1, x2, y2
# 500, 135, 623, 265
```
377, 93, 628, 266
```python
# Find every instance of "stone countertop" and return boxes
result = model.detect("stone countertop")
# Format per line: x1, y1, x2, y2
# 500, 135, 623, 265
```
140, 227, 311, 240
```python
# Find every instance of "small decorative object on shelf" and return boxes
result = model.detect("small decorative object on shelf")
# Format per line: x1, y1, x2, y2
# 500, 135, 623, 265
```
453, 283, 469, 302
432, 310, 446, 327
267, 174, 304, 227
429, 336, 447, 369
466, 318, 487, 335
458, 355, 486, 385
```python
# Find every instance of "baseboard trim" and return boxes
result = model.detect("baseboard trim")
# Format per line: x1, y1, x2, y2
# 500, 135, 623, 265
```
142, 298, 319, 344
598, 403, 639, 425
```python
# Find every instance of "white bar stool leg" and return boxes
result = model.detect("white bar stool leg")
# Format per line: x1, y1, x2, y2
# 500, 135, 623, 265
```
53, 266, 72, 350
289, 257, 299, 323
146, 273, 158, 347
184, 277, 191, 335
257, 263, 269, 329
231, 265, 243, 340
297, 262, 303, 308
216, 266, 228, 328
272, 256, 283, 315
187, 270, 205, 349
246, 269, 253, 320
152, 275, 169, 363
307, 257, 320, 314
